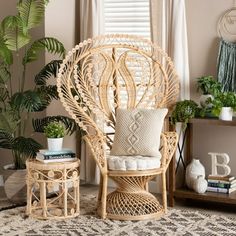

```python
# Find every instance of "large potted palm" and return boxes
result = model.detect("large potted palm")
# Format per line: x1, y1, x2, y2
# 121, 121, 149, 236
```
0, 0, 77, 203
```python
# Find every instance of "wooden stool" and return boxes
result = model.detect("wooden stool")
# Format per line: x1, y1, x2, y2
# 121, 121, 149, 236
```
26, 159, 80, 219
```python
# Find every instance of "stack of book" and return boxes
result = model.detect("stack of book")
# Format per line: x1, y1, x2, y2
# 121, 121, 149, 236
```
207, 175, 236, 194
36, 149, 77, 163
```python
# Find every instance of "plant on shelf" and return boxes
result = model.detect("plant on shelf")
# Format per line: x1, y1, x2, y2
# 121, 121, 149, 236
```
44, 121, 65, 151
0, 0, 77, 169
197, 76, 222, 108
171, 100, 204, 130
210, 92, 236, 121
197, 76, 222, 96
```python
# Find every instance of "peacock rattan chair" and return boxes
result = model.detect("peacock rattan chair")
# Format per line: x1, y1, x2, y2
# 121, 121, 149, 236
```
57, 34, 179, 221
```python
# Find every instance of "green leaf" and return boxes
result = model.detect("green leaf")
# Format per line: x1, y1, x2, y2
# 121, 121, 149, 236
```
23, 37, 65, 64
33, 116, 78, 135
10, 90, 42, 112
0, 111, 19, 134
0, 130, 14, 149
0, 88, 9, 104
35, 60, 62, 85
17, 0, 45, 31
0, 34, 13, 64
1, 16, 30, 51
0, 63, 11, 84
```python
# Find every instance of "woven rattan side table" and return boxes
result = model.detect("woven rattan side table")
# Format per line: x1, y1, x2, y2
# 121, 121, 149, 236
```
26, 159, 80, 219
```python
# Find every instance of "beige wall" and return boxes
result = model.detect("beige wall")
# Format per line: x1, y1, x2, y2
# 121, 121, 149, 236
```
45, 0, 77, 152
186, 0, 236, 176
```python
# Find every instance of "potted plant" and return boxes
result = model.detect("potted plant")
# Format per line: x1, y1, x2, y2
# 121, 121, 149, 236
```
0, 0, 77, 203
44, 121, 65, 151
197, 76, 222, 107
211, 92, 236, 121
171, 100, 203, 130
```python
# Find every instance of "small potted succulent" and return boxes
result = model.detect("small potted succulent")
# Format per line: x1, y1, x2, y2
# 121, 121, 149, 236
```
197, 76, 222, 107
44, 121, 65, 151
210, 92, 236, 121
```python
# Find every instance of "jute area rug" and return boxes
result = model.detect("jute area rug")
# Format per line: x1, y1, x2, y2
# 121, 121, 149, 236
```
0, 194, 236, 236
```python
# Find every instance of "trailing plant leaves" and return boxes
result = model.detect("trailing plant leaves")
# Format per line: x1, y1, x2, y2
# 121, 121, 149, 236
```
0, 130, 14, 149
10, 90, 42, 112
35, 60, 62, 85
23, 37, 65, 64
0, 88, 9, 104
1, 16, 30, 51
32, 116, 78, 135
17, 0, 45, 32
0, 111, 19, 134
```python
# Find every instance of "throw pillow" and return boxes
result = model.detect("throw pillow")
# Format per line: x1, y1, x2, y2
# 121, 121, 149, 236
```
110, 108, 168, 157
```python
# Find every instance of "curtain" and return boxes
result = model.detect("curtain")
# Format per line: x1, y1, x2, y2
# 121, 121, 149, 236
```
149, 0, 190, 100
149, 0, 190, 188
76, 0, 104, 184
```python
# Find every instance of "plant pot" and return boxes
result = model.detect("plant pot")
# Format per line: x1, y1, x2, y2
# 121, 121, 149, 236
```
199, 94, 213, 108
47, 138, 63, 151
3, 165, 27, 204
219, 107, 233, 121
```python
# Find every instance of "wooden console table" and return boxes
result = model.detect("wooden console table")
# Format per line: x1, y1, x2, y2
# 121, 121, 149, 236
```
169, 118, 236, 207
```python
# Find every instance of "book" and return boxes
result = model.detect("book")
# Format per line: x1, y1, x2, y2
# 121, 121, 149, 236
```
208, 175, 235, 181
207, 182, 236, 189
39, 148, 74, 155
36, 156, 77, 163
36, 152, 76, 160
207, 179, 236, 184
207, 186, 236, 194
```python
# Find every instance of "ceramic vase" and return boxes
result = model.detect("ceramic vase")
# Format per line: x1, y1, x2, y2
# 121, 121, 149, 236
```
47, 138, 63, 151
192, 175, 208, 194
199, 94, 213, 108
219, 107, 233, 121
185, 159, 205, 189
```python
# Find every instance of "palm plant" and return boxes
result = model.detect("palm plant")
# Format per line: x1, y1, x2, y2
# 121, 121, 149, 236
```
0, 0, 77, 169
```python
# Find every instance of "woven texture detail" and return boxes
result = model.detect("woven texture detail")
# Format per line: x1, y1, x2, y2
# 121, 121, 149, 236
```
111, 108, 168, 157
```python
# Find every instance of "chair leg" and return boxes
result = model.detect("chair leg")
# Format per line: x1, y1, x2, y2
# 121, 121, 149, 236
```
161, 172, 167, 213
97, 173, 103, 205
101, 174, 108, 219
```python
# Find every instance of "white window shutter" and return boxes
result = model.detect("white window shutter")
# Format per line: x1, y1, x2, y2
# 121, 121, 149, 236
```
104, 0, 151, 39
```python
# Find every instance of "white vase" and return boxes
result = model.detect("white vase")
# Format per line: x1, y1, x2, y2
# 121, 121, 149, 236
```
47, 138, 63, 151
199, 94, 214, 108
219, 107, 233, 121
192, 175, 208, 194
185, 159, 205, 189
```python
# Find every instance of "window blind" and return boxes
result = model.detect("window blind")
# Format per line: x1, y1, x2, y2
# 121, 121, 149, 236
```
104, 0, 151, 39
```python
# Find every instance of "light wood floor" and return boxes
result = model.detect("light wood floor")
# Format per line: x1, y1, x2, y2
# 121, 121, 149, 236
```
0, 184, 235, 217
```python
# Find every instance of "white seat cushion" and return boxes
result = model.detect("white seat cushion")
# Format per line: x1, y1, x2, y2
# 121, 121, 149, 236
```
107, 155, 161, 171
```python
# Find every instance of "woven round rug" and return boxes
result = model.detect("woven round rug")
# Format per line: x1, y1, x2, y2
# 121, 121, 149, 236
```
0, 194, 236, 236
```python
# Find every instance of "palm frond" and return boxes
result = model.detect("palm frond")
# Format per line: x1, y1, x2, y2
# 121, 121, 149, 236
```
0, 63, 11, 84
10, 90, 42, 112
23, 37, 65, 64
0, 111, 19, 134
0, 130, 14, 149
0, 34, 13, 65
1, 16, 30, 51
17, 0, 45, 31
35, 60, 62, 85
0, 88, 9, 103
32, 116, 78, 135
12, 136, 42, 169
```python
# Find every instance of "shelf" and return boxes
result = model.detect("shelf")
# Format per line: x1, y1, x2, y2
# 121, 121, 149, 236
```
189, 117, 236, 126
174, 188, 236, 205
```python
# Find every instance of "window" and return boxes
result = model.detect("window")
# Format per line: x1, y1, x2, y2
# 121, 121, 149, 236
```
104, 0, 151, 39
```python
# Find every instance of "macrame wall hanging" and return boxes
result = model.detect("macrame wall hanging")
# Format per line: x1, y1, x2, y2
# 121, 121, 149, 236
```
217, 3, 236, 92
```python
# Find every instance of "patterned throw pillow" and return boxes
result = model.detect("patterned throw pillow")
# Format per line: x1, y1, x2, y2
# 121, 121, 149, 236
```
110, 108, 168, 157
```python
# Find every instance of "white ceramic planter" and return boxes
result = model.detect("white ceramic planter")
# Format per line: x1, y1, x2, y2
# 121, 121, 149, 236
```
219, 107, 233, 121
47, 138, 63, 151
199, 94, 214, 108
